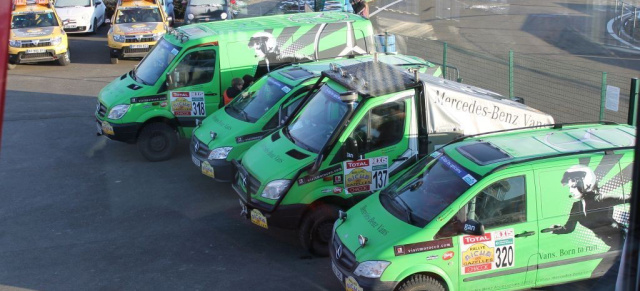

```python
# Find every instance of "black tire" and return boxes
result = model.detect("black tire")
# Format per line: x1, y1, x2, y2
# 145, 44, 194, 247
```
299, 205, 340, 256
57, 51, 70, 66
7, 63, 17, 70
137, 122, 178, 162
91, 18, 98, 34
397, 274, 446, 291
110, 57, 119, 64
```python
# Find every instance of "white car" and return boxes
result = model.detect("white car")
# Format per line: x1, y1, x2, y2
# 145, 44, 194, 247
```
54, 0, 106, 34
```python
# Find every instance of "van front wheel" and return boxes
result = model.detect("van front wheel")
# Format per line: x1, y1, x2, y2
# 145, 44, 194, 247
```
397, 274, 446, 291
137, 122, 178, 162
299, 205, 340, 257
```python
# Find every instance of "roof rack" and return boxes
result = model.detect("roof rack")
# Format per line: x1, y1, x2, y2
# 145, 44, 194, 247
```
437, 121, 620, 151
13, 0, 51, 10
322, 61, 420, 97
485, 144, 635, 177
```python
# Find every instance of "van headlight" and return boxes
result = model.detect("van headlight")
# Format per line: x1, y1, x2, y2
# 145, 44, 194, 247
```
108, 104, 130, 120
354, 261, 391, 278
220, 12, 228, 19
50, 36, 63, 46
112, 34, 125, 43
188, 14, 195, 20
9, 39, 21, 47
208, 147, 233, 160
260, 180, 291, 200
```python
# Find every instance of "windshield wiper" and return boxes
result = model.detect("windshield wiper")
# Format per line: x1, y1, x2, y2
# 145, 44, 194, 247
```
230, 105, 248, 121
393, 195, 415, 224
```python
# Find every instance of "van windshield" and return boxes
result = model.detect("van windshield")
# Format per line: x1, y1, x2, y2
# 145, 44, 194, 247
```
227, 77, 291, 123
134, 39, 180, 85
286, 85, 349, 153
380, 153, 478, 228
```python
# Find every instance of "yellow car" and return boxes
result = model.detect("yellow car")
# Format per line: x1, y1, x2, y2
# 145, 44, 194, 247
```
107, 0, 171, 64
9, 0, 70, 70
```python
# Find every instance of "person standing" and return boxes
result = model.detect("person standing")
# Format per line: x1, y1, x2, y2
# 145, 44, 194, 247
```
350, 0, 369, 17
223, 78, 244, 105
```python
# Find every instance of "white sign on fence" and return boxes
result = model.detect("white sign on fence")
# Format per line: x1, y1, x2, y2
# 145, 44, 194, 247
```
606, 85, 620, 112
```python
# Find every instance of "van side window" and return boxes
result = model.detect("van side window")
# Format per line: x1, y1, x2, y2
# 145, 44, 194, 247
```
350, 100, 406, 153
171, 49, 216, 88
464, 176, 526, 229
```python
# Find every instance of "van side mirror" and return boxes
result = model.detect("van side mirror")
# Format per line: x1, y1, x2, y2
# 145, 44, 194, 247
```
462, 219, 484, 236
95, 1, 102, 6
344, 137, 360, 161
511, 96, 525, 104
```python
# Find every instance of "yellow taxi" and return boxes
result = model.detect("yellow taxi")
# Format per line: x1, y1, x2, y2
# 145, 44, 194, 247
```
9, 0, 70, 70
107, 0, 171, 64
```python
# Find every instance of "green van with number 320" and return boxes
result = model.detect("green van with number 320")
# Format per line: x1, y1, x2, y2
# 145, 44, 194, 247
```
330, 122, 635, 291
95, 12, 375, 161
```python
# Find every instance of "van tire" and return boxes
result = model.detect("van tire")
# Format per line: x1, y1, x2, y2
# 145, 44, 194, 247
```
8, 63, 17, 70
137, 122, 178, 162
299, 205, 340, 257
58, 51, 70, 66
91, 18, 98, 34
397, 274, 446, 291
110, 57, 119, 64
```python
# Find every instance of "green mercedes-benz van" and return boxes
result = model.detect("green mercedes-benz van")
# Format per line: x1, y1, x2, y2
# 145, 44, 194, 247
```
232, 61, 554, 255
190, 53, 441, 182
330, 122, 635, 291
95, 11, 374, 161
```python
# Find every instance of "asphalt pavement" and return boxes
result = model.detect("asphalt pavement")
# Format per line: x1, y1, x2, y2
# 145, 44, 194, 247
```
0, 21, 342, 291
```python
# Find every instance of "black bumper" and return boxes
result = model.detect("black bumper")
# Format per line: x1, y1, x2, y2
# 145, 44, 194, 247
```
110, 46, 153, 59
97, 119, 140, 144
10, 50, 64, 64
329, 234, 397, 291
232, 161, 306, 230
189, 137, 236, 182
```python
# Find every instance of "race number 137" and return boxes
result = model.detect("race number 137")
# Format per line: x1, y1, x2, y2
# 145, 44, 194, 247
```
372, 170, 388, 189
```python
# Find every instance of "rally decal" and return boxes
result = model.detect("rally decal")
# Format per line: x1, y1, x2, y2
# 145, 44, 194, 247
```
130, 95, 166, 104
460, 229, 515, 274
344, 157, 388, 194
12, 27, 54, 37
297, 165, 341, 185
236, 132, 267, 144
394, 238, 453, 256
170, 91, 206, 117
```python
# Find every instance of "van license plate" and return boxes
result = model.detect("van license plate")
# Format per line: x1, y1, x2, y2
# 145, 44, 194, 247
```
250, 209, 268, 229
26, 49, 46, 54
64, 24, 77, 29
201, 161, 214, 178
331, 262, 344, 282
130, 44, 149, 49
191, 155, 200, 167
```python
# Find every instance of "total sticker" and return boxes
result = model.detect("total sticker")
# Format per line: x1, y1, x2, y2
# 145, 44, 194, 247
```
170, 91, 206, 117
460, 229, 514, 274
345, 276, 363, 291
343, 157, 388, 194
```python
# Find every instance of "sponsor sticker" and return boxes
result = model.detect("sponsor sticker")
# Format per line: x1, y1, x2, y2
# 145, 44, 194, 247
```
344, 157, 388, 194
426, 255, 439, 261
333, 175, 343, 185
170, 91, 206, 117
443, 251, 454, 260
333, 187, 342, 194
394, 238, 453, 256
201, 161, 214, 178
439, 155, 477, 186
297, 165, 341, 185
461, 229, 515, 274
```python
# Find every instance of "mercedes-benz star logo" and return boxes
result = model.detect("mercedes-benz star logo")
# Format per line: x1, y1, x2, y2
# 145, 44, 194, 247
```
336, 244, 342, 259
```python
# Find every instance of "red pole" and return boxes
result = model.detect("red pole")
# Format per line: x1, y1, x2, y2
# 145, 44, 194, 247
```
0, 0, 10, 154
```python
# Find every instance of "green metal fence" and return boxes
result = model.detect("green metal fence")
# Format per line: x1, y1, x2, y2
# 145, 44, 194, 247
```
402, 37, 639, 125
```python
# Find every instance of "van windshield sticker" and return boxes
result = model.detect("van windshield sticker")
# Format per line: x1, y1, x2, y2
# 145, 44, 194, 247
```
439, 155, 477, 186
323, 86, 341, 102
170, 48, 179, 55
282, 86, 291, 93
430, 151, 443, 159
